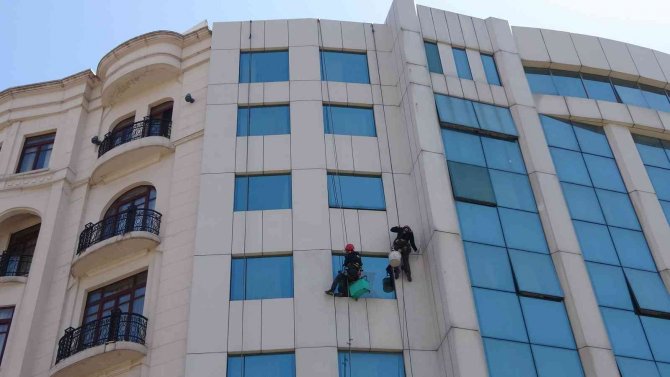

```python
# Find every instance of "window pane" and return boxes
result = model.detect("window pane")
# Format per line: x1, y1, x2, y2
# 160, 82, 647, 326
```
573, 221, 619, 265
234, 177, 250, 211
582, 75, 618, 102
245, 353, 295, 377
228, 355, 243, 377
230, 259, 246, 300
35, 147, 52, 169
240, 51, 289, 83
452, 48, 472, 80
248, 175, 292, 211
572, 123, 613, 157
323, 105, 376, 137
635, 135, 670, 168
540, 116, 579, 151
601, 307, 653, 360
237, 106, 290, 136
481, 54, 501, 86
245, 256, 293, 300
595, 189, 640, 230
647, 166, 670, 201
456, 202, 505, 246
362, 256, 396, 299
464, 242, 515, 292
616, 357, 661, 377
237, 107, 250, 136
613, 80, 648, 108
17, 152, 36, 173
321, 51, 370, 84
424, 42, 443, 74
561, 183, 605, 223
532, 345, 585, 377
442, 128, 486, 166
525, 68, 557, 95
328, 175, 385, 210
586, 263, 633, 310
489, 171, 537, 212
483, 338, 537, 377
338, 352, 405, 377
473, 288, 528, 342
640, 86, 670, 113
509, 249, 563, 297
552, 70, 587, 98
625, 268, 670, 315
659, 363, 670, 377
549, 148, 591, 186
448, 162, 496, 205
435, 95, 478, 129
499, 208, 548, 253
661, 200, 670, 222
481, 138, 526, 174
609, 227, 656, 271
521, 298, 575, 348
473, 102, 517, 136
640, 316, 670, 363
583, 154, 625, 192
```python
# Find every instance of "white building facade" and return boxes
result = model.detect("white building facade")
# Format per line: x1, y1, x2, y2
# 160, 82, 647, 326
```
1, 0, 670, 376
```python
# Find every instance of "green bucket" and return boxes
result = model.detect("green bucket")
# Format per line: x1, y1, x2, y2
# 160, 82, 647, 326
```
348, 278, 371, 300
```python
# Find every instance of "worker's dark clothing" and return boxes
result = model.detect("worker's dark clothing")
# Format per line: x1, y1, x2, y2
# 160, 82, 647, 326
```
328, 252, 362, 295
389, 226, 417, 281
390, 226, 418, 251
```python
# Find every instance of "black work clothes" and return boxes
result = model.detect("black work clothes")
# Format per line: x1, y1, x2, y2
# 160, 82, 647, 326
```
390, 226, 418, 251
330, 252, 363, 295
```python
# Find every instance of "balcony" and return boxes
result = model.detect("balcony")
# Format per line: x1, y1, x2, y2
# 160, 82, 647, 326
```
0, 253, 31, 283
71, 209, 161, 277
91, 117, 173, 184
51, 311, 148, 377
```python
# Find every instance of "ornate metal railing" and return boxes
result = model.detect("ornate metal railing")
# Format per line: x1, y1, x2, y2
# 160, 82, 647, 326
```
0, 253, 32, 277
56, 310, 148, 363
97, 117, 171, 157
77, 208, 162, 254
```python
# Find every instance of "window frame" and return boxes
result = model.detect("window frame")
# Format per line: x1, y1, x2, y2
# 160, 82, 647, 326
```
424, 41, 443, 74
327, 173, 386, 211
230, 255, 294, 301
320, 49, 370, 84
16, 132, 56, 173
239, 50, 290, 83
480, 53, 501, 86
237, 104, 291, 137
83, 271, 147, 325
0, 307, 13, 365
452, 47, 473, 80
323, 104, 377, 137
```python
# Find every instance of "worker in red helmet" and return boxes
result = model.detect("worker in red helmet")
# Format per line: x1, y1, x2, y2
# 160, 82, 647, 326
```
326, 243, 362, 297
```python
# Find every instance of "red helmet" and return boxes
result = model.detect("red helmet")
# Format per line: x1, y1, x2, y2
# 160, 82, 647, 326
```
345, 243, 355, 252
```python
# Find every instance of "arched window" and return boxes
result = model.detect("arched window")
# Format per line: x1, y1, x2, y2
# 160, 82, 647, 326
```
104, 185, 156, 218
110, 115, 136, 149
148, 101, 173, 137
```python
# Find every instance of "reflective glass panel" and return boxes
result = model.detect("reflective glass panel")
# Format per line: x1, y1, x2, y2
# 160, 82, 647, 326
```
582, 74, 618, 102
489, 170, 537, 212
595, 189, 641, 230
464, 242, 515, 292
424, 41, 443, 74
321, 51, 370, 84
586, 263, 633, 310
646, 166, 670, 201
549, 148, 591, 186
244, 175, 292, 211
634, 135, 670, 169
481, 54, 501, 86
572, 123, 613, 158
237, 106, 291, 136
532, 345, 585, 377
583, 154, 626, 192
525, 68, 557, 95
327, 174, 386, 210
613, 80, 648, 108
448, 162, 496, 205
239, 51, 290, 83
227, 353, 296, 377
498, 208, 548, 253
473, 288, 528, 342
616, 357, 661, 377
435, 94, 479, 129
481, 138, 526, 174
441, 128, 486, 166
509, 250, 563, 297
609, 227, 656, 271
624, 268, 670, 315
552, 70, 587, 98
473, 102, 517, 136
456, 202, 505, 246
561, 183, 604, 224
337, 352, 405, 377
640, 316, 670, 363
573, 221, 619, 265
521, 297, 575, 348
640, 85, 670, 113
231, 256, 294, 300
452, 48, 472, 80
540, 115, 579, 151
483, 338, 537, 377
323, 105, 376, 137
332, 255, 395, 299
601, 307, 653, 360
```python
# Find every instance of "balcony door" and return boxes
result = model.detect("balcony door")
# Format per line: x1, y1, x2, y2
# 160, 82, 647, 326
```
110, 116, 136, 149
2, 224, 40, 276
102, 186, 156, 239
148, 101, 173, 136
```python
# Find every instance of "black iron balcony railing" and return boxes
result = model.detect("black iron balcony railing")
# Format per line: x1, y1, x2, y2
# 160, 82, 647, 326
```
77, 208, 162, 254
0, 253, 32, 277
56, 310, 148, 364
97, 117, 172, 158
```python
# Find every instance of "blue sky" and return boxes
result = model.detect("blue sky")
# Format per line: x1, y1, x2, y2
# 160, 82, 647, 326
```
1, 0, 668, 90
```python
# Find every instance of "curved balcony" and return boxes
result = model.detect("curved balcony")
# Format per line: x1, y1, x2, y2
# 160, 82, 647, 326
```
51, 311, 148, 377
0, 253, 31, 283
91, 118, 173, 184
72, 209, 161, 277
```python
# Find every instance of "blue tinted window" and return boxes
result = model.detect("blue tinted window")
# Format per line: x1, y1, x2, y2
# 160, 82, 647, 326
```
481, 138, 526, 174
472, 102, 517, 136
235, 175, 292, 211
337, 352, 405, 377
625, 268, 670, 315
641, 86, 670, 113
525, 68, 557, 96
532, 345, 585, 377
452, 48, 472, 80
228, 353, 296, 377
328, 174, 385, 210
540, 116, 579, 151
321, 51, 369, 84
237, 106, 290, 136
483, 338, 537, 377
583, 154, 625, 192
616, 357, 661, 377
498, 208, 548, 253
659, 362, 670, 377
332, 255, 395, 299
509, 250, 563, 297
596, 189, 641, 230
473, 288, 528, 342
572, 221, 619, 265
323, 105, 376, 137
489, 171, 537, 212
586, 263, 633, 310
521, 298, 575, 348
613, 80, 648, 108
661, 201, 670, 222
231, 256, 293, 300
641, 316, 670, 363
481, 54, 501, 86
456, 202, 505, 246
448, 162, 496, 205
441, 128, 486, 166
240, 51, 289, 83
572, 123, 613, 158
561, 183, 604, 224
635, 135, 670, 169
647, 166, 670, 201
601, 307, 653, 360
435, 94, 478, 129
464, 242, 515, 292
552, 70, 587, 98
424, 42, 443, 74
549, 148, 591, 186
582, 75, 618, 102
609, 227, 656, 271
